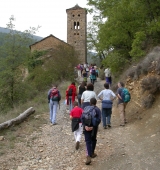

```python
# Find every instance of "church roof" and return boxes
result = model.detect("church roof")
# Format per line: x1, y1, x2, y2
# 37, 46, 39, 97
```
29, 34, 71, 49
66, 4, 84, 11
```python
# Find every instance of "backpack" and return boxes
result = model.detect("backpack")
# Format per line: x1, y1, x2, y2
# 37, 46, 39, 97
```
82, 106, 100, 127
50, 88, 61, 101
91, 69, 96, 76
121, 88, 131, 103
68, 88, 73, 96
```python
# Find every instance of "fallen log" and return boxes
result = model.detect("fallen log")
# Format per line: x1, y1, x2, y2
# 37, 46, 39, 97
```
0, 107, 35, 130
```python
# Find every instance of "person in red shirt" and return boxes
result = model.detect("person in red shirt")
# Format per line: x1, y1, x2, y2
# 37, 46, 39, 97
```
70, 101, 83, 150
66, 82, 77, 111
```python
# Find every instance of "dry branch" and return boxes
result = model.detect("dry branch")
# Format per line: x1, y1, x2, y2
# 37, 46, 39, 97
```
0, 107, 35, 130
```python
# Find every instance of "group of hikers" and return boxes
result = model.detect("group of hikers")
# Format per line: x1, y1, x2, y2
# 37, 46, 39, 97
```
75, 63, 99, 85
47, 66, 130, 165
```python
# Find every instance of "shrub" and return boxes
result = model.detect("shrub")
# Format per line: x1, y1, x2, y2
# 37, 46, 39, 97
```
156, 57, 160, 74
142, 94, 155, 108
126, 66, 136, 79
134, 64, 142, 79
141, 76, 160, 94
99, 69, 105, 80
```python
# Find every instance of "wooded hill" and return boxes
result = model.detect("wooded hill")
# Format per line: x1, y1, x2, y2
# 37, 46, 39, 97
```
87, 0, 160, 74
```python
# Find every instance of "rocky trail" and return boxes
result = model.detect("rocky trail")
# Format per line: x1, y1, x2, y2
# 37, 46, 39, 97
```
0, 78, 160, 170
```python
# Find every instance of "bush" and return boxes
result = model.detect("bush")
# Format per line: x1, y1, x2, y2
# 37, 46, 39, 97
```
142, 94, 155, 108
99, 69, 105, 80
156, 57, 160, 74
141, 76, 160, 94
126, 66, 136, 79
102, 52, 128, 74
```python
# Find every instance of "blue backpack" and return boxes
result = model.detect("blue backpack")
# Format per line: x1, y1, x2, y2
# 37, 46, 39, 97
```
121, 88, 131, 103
82, 106, 100, 127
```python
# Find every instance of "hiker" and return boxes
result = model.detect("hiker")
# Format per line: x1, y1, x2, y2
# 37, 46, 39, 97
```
77, 81, 86, 108
90, 66, 96, 85
117, 82, 128, 126
81, 83, 96, 109
66, 82, 77, 112
98, 83, 116, 129
104, 67, 112, 87
48, 85, 61, 125
82, 69, 87, 83
85, 65, 90, 77
95, 67, 99, 82
77, 64, 82, 78
70, 101, 83, 150
81, 98, 101, 165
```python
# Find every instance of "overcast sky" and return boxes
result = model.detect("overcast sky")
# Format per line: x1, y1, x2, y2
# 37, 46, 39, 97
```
0, 0, 92, 41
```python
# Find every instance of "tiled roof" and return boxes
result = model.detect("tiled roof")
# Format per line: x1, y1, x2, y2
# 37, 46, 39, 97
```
66, 4, 84, 11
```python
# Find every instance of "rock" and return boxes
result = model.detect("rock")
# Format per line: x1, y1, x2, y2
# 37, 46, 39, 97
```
17, 166, 27, 170
34, 115, 40, 119
151, 134, 156, 137
0, 136, 4, 141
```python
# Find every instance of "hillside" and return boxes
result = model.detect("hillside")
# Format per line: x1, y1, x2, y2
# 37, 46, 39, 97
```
0, 26, 43, 41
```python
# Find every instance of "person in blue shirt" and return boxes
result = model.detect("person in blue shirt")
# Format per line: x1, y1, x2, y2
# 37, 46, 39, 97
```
98, 83, 116, 129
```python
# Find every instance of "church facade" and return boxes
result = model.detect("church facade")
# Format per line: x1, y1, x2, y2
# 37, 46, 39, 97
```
30, 4, 87, 63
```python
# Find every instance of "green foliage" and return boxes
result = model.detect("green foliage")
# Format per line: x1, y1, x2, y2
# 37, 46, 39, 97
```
87, 0, 160, 73
28, 45, 79, 91
102, 52, 128, 74
0, 16, 40, 112
130, 31, 146, 60
28, 50, 46, 71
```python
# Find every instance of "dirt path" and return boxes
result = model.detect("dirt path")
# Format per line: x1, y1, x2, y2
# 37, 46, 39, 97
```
0, 78, 160, 170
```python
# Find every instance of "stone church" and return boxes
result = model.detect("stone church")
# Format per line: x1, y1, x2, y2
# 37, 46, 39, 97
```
30, 4, 87, 63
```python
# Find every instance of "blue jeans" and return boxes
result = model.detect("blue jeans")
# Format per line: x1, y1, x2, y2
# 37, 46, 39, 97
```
49, 100, 58, 124
69, 97, 73, 111
102, 108, 112, 126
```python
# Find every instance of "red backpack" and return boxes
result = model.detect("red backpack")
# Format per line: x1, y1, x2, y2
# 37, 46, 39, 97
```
50, 88, 60, 101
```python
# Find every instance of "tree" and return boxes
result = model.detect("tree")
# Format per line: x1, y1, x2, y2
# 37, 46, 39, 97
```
0, 16, 40, 112
28, 44, 80, 91
87, 0, 160, 72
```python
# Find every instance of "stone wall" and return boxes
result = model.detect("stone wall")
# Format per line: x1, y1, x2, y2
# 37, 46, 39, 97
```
30, 35, 69, 52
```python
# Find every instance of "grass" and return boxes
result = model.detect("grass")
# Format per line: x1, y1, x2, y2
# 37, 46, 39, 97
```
0, 80, 71, 157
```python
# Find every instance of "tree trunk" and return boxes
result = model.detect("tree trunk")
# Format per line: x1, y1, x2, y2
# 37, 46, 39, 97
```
0, 107, 35, 130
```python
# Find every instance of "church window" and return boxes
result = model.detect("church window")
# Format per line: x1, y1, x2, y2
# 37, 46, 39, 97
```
77, 22, 80, 29
78, 14, 80, 17
74, 22, 76, 29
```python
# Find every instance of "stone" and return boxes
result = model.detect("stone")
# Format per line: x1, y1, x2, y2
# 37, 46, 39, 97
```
0, 136, 4, 141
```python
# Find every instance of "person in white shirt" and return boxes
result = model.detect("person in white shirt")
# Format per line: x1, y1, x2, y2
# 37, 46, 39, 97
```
104, 68, 112, 87
98, 83, 116, 129
81, 83, 96, 109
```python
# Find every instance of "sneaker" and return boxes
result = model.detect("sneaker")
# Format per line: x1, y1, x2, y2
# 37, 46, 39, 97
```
91, 153, 97, 158
103, 126, 107, 129
75, 141, 80, 150
120, 124, 125, 126
107, 124, 111, 128
52, 123, 57, 125
85, 156, 91, 165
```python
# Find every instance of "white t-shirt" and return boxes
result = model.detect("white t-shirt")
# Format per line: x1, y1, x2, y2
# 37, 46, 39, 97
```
98, 89, 116, 100
81, 91, 96, 102
104, 68, 111, 77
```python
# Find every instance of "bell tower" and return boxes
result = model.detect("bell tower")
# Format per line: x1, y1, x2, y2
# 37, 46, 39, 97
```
66, 4, 87, 63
